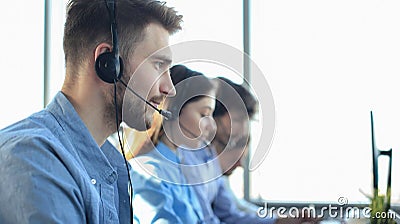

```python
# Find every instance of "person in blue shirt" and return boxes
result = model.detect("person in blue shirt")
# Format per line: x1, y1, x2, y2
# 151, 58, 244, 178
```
197, 77, 269, 223
175, 77, 274, 224
0, 1, 182, 223
189, 77, 311, 224
129, 64, 217, 223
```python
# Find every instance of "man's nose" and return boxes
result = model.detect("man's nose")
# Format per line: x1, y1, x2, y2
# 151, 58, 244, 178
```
160, 70, 176, 97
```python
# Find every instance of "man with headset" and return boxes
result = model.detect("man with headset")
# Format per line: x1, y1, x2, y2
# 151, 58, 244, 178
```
0, 0, 182, 223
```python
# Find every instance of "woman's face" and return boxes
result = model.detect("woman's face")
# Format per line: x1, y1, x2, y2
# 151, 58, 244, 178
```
178, 93, 216, 148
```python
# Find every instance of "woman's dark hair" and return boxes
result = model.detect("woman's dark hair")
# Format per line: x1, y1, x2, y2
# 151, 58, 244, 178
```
168, 65, 216, 117
213, 77, 258, 119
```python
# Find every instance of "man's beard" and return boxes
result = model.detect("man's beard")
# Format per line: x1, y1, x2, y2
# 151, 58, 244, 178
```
216, 129, 231, 147
103, 82, 153, 133
120, 81, 156, 131
122, 94, 153, 131
103, 83, 124, 132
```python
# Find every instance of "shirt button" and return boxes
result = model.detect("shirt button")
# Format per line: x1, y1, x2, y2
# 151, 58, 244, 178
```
91, 178, 96, 185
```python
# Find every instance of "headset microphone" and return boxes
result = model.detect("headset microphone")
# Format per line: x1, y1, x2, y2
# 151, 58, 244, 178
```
117, 78, 173, 120
160, 110, 173, 120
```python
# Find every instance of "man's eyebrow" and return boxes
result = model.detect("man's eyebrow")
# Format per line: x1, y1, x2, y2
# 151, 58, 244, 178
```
150, 54, 172, 64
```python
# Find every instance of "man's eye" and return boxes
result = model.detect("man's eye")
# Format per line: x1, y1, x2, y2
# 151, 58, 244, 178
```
155, 61, 164, 69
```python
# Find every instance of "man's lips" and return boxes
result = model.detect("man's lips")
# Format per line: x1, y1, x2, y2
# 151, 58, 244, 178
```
149, 100, 161, 109
148, 95, 164, 110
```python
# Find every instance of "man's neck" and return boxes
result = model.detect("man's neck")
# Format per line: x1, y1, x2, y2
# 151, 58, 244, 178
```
61, 80, 114, 146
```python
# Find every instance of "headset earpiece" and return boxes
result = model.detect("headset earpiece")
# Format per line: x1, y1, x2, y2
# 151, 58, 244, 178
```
95, 0, 123, 84
95, 52, 123, 84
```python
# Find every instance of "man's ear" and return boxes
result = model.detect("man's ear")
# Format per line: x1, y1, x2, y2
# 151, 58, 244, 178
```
94, 43, 112, 61
93, 42, 120, 84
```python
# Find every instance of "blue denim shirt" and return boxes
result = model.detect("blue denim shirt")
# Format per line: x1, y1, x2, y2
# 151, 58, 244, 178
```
0, 92, 130, 224
129, 142, 204, 224
180, 147, 275, 224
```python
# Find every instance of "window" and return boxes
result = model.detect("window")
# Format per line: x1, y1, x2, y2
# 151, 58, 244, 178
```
0, 1, 44, 129
0, 0, 67, 129
4, 0, 398, 206
250, 0, 400, 204
167, 0, 244, 82
46, 0, 68, 101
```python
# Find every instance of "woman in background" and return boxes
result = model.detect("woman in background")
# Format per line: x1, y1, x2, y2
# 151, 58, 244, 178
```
129, 65, 217, 224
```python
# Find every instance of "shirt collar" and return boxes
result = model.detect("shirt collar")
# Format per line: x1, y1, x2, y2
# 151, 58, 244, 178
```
46, 91, 119, 184
156, 141, 180, 163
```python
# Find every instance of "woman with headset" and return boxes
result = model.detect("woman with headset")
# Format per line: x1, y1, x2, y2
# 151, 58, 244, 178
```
129, 65, 217, 224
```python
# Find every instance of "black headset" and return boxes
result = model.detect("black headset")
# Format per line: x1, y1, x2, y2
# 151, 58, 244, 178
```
95, 1, 133, 222
95, 0, 123, 84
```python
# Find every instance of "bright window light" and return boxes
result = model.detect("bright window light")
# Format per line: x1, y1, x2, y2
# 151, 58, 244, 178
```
0, 1, 44, 129
251, 0, 400, 204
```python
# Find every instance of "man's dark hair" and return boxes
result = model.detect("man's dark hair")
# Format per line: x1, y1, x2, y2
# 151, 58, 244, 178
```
63, 0, 183, 75
213, 77, 258, 119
